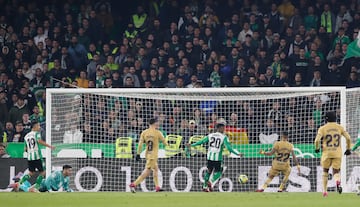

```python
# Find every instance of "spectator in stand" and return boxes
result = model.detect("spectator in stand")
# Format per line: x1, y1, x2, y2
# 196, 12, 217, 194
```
4, 121, 14, 143
335, 5, 353, 34
267, 100, 283, 128
22, 113, 31, 133
324, 63, 344, 86
238, 22, 253, 44
9, 95, 29, 125
63, 123, 83, 144
0, 143, 10, 158
258, 118, 279, 144
346, 71, 360, 88
291, 72, 305, 87
320, 3, 336, 37
29, 105, 45, 125
209, 63, 221, 88
67, 35, 87, 71
229, 75, 242, 87
269, 53, 282, 79
0, 88, 9, 125
30, 68, 48, 89
284, 114, 301, 143
272, 70, 290, 87
332, 27, 351, 49
288, 34, 308, 57
10, 120, 26, 142
292, 48, 310, 82
304, 6, 319, 31
309, 70, 323, 87
175, 77, 185, 88
301, 118, 318, 143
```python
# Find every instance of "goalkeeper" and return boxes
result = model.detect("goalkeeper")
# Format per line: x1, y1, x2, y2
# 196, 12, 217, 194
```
187, 119, 242, 192
12, 165, 73, 192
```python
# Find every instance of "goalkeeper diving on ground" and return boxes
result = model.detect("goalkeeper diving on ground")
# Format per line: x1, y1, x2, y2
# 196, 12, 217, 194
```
9, 165, 73, 192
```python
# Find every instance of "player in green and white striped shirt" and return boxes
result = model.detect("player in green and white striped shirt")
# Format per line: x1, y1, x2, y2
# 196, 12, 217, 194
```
187, 119, 242, 192
19, 121, 55, 189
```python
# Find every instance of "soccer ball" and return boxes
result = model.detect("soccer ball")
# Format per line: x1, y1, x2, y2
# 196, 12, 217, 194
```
238, 174, 248, 184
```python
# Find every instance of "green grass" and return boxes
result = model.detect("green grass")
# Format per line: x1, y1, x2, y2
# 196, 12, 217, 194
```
1, 192, 358, 207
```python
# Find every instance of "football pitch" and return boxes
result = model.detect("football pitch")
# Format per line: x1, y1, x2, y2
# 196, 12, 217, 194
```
1, 192, 358, 207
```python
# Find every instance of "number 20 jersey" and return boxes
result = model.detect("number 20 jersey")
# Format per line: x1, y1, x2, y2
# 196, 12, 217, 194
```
206, 132, 230, 161
24, 131, 42, 161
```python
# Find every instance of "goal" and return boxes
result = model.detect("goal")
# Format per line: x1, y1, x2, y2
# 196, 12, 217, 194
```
45, 87, 357, 192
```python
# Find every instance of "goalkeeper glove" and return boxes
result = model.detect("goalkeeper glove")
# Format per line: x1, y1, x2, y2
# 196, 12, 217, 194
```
135, 154, 140, 161
344, 149, 351, 155
315, 149, 320, 153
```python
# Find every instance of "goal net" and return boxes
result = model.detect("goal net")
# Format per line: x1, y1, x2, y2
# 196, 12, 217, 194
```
345, 88, 360, 193
46, 87, 351, 192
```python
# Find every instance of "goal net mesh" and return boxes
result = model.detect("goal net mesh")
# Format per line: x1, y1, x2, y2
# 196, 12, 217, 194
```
48, 88, 347, 192
346, 88, 360, 192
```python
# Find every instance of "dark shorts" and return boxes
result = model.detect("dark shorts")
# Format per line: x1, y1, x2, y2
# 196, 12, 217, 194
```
207, 160, 222, 172
28, 159, 44, 172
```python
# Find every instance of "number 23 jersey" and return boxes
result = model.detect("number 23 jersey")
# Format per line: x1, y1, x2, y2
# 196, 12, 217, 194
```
315, 122, 351, 158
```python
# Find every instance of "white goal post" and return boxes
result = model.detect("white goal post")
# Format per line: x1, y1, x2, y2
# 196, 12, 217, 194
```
45, 87, 359, 192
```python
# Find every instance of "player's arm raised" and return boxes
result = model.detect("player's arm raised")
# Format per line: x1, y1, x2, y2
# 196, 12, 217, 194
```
188, 136, 209, 147
259, 147, 276, 156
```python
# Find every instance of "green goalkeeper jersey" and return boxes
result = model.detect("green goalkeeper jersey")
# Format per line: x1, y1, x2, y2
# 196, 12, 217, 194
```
24, 131, 42, 161
191, 132, 238, 161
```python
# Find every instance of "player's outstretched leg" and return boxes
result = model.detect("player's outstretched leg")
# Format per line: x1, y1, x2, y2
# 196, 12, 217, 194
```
208, 171, 222, 192
130, 169, 151, 193
256, 176, 274, 192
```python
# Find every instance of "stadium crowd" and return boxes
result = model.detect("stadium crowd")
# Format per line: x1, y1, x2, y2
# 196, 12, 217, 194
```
0, 0, 359, 150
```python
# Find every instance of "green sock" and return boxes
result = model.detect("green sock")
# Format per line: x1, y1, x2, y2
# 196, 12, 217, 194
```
210, 171, 222, 184
202, 171, 211, 188
19, 174, 31, 184
34, 175, 44, 189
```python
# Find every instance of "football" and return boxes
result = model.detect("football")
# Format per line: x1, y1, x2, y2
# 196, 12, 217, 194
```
238, 174, 248, 184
